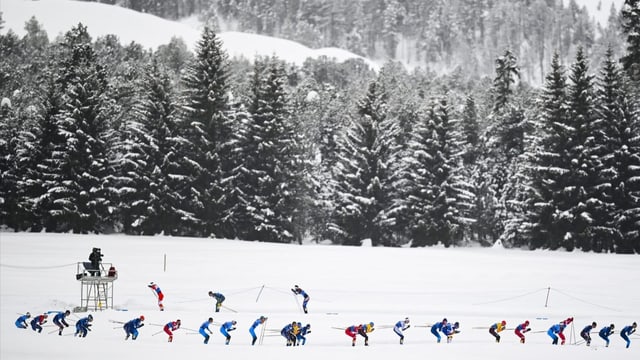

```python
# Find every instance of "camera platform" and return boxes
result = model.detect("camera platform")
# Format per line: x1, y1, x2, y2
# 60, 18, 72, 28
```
75, 262, 117, 312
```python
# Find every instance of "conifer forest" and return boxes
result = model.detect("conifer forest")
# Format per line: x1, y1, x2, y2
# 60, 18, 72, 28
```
0, 0, 639, 253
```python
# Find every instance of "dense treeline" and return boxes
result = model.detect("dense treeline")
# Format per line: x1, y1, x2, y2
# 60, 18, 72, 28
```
85, 0, 625, 83
0, 1, 639, 252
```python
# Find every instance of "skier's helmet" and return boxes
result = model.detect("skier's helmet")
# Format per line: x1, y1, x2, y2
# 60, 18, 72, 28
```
501, 320, 506, 326
443, 318, 448, 323
524, 320, 530, 326
65, 310, 71, 316
369, 322, 374, 327
88, 315, 93, 321
610, 324, 615, 329
139, 315, 145, 321
404, 317, 410, 324
26, 312, 31, 318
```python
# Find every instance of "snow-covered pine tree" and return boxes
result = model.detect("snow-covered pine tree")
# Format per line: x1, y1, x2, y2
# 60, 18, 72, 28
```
0, 98, 19, 229
113, 60, 179, 235
527, 53, 569, 250
621, 0, 640, 82
44, 24, 114, 233
241, 56, 306, 243
328, 78, 400, 246
478, 49, 524, 245
563, 46, 598, 251
595, 48, 640, 253
399, 96, 463, 247
175, 27, 232, 237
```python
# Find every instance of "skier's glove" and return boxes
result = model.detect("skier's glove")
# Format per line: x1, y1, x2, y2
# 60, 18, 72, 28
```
406, 325, 411, 329
138, 324, 144, 328
525, 328, 531, 333
230, 327, 236, 331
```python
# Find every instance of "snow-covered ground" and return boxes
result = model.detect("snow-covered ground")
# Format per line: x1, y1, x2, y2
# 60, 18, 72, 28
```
0, 0, 379, 70
1, 232, 638, 360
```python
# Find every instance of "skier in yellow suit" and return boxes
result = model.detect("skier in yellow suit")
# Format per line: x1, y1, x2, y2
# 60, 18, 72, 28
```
490, 320, 507, 343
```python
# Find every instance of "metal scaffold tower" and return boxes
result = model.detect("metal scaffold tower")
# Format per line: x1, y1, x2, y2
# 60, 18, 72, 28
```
75, 262, 117, 312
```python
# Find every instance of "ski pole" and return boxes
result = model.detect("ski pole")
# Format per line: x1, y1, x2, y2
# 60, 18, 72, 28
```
293, 292, 302, 313
259, 320, 267, 345
221, 305, 238, 313
152, 329, 165, 336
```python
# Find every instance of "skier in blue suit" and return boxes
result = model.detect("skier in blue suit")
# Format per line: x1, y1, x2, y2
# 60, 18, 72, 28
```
124, 315, 145, 340
547, 323, 567, 345
291, 285, 310, 313
220, 320, 237, 345
74, 314, 93, 337
598, 324, 615, 347
620, 322, 637, 348
394, 318, 411, 344
442, 321, 460, 343
50, 310, 71, 336
580, 322, 597, 346
249, 316, 267, 345
15, 312, 31, 329
296, 322, 311, 345
200, 317, 214, 344
431, 318, 448, 343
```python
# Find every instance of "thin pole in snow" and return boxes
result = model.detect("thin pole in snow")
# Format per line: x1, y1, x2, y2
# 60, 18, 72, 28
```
256, 285, 265, 303
545, 287, 551, 307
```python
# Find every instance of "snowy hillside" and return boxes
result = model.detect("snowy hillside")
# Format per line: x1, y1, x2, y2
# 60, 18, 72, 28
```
0, 0, 379, 69
573, 0, 624, 28
1, 233, 639, 360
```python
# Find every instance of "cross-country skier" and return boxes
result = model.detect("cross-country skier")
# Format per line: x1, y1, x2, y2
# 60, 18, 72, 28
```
393, 317, 410, 344
148, 282, 164, 311
164, 319, 181, 342
199, 317, 214, 344
74, 314, 93, 338
430, 318, 448, 343
580, 322, 597, 346
51, 310, 71, 336
291, 285, 310, 313
124, 315, 145, 340
514, 320, 531, 343
490, 320, 506, 343
345, 322, 374, 346
296, 322, 311, 345
620, 322, 637, 348
598, 324, 615, 347
15, 312, 30, 329
220, 320, 237, 345
282, 321, 298, 346
442, 321, 460, 343
250, 316, 267, 345
208, 291, 225, 312
547, 322, 568, 345
30, 313, 48, 333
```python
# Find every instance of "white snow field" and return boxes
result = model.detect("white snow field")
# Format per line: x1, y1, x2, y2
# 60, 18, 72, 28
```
1, 232, 638, 360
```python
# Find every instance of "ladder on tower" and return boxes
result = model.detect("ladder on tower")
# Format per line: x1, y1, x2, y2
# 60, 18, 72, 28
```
75, 262, 116, 312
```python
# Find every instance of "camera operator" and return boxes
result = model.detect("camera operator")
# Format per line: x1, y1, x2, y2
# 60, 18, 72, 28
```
88, 248, 103, 276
